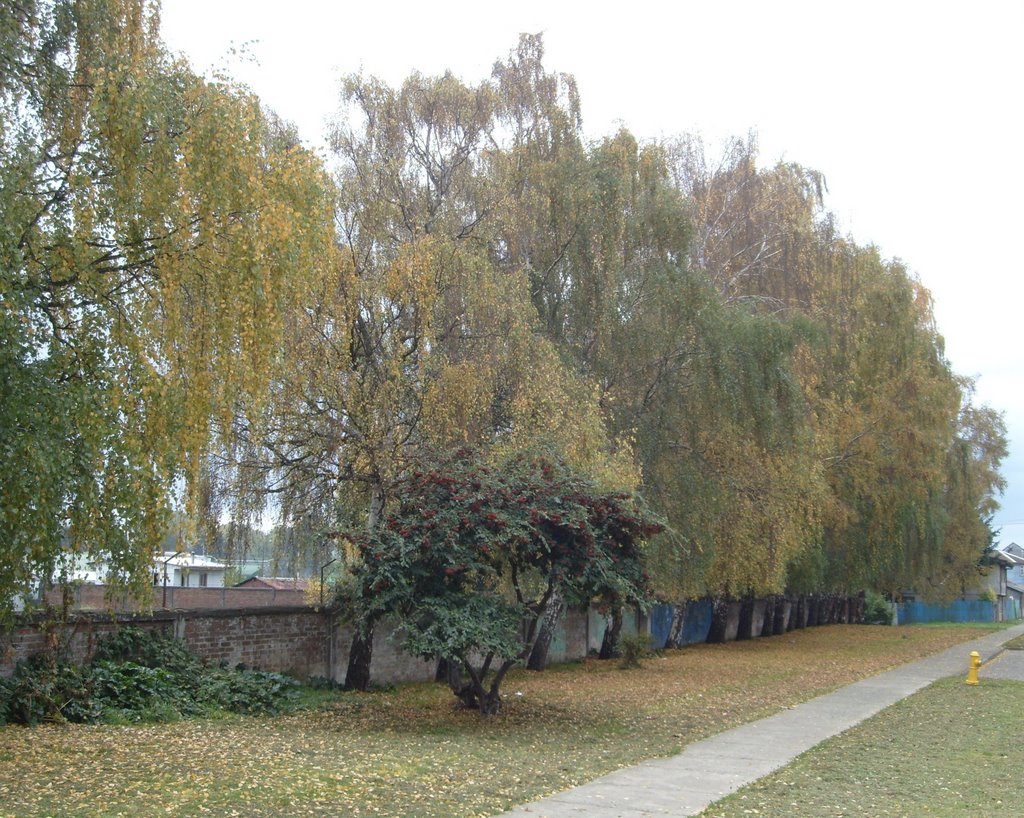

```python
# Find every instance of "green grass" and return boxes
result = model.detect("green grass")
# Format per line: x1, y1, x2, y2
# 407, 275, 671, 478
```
0, 624, 1003, 817
908, 619, 1015, 630
698, 676, 1024, 817
1003, 632, 1024, 650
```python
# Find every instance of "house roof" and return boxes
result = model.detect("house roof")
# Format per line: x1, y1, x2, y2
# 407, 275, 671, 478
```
1000, 542, 1024, 559
992, 553, 1020, 566
234, 576, 309, 591
157, 551, 228, 570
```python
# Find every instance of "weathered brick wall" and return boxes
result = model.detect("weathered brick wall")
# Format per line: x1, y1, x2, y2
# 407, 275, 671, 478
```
1, 614, 172, 676
329, 621, 437, 685
4, 605, 595, 684
43, 584, 309, 611
180, 608, 330, 678
0, 608, 327, 680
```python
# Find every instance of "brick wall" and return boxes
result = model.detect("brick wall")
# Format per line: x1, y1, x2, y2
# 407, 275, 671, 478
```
3, 605, 595, 684
329, 621, 437, 685
43, 584, 310, 611
1, 614, 172, 675
179, 608, 330, 677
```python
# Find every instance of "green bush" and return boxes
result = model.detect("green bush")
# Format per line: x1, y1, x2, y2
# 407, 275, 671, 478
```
0, 675, 9, 725
863, 591, 893, 625
618, 633, 654, 669
2, 627, 298, 725
94, 626, 202, 678
91, 660, 199, 721
1, 654, 96, 725
200, 666, 299, 715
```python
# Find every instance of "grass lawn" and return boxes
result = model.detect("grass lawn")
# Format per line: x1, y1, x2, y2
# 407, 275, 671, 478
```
698, 675, 1024, 818
0, 624, 1003, 818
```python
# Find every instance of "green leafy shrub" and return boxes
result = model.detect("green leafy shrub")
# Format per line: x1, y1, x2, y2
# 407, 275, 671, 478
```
863, 591, 893, 625
2, 654, 96, 725
200, 666, 298, 715
348, 448, 661, 714
618, 634, 653, 669
94, 626, 202, 678
3, 627, 297, 725
0, 675, 9, 725
91, 660, 194, 721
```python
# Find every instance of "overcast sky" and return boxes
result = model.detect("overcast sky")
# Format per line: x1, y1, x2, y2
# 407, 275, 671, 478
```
160, 0, 1024, 546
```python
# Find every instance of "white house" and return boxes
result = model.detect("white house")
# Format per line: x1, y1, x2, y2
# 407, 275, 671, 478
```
57, 550, 228, 589
998, 542, 1024, 585
154, 551, 228, 588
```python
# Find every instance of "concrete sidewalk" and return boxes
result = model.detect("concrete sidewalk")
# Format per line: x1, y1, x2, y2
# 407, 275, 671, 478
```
498, 622, 1024, 818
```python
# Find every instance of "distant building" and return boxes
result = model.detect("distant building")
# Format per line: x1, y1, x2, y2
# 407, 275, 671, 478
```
234, 576, 310, 592
57, 549, 229, 590
992, 542, 1024, 617
154, 551, 229, 588
999, 542, 1024, 585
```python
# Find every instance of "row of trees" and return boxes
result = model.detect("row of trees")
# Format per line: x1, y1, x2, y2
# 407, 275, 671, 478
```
2, 0, 1007, 675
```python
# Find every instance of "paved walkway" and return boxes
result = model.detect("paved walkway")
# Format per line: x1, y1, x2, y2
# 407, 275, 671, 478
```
498, 622, 1024, 818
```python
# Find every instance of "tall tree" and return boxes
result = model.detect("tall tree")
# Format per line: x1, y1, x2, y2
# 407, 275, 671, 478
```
0, 0, 334, 618
219, 50, 636, 686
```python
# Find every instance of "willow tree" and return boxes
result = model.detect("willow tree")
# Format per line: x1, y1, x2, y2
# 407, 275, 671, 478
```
216, 50, 636, 687
799, 247, 960, 596
665, 135, 994, 605
0, 0, 335, 619
911, 395, 1007, 600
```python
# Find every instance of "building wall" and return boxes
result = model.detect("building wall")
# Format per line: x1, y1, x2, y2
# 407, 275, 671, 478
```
165, 567, 226, 589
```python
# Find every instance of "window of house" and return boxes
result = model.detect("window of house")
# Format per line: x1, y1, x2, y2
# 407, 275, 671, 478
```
199, 573, 208, 587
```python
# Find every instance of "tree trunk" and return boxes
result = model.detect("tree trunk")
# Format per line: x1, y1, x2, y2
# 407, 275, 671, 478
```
761, 596, 776, 637
435, 656, 461, 688
853, 591, 865, 624
527, 591, 564, 671
666, 602, 689, 648
343, 627, 373, 691
806, 595, 818, 627
598, 604, 623, 659
346, 481, 386, 692
736, 596, 754, 640
452, 656, 512, 716
792, 595, 805, 629
773, 595, 788, 634
707, 598, 730, 643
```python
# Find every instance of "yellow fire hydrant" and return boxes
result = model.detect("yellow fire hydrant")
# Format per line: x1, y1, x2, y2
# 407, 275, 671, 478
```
965, 650, 981, 685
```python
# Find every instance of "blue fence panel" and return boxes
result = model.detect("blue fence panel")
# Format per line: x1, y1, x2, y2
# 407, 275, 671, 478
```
649, 604, 674, 649
682, 599, 713, 644
645, 601, 713, 647
896, 600, 996, 625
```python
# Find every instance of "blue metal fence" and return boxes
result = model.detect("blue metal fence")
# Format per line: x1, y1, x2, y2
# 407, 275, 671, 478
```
648, 600, 714, 647
896, 599, 998, 624
649, 603, 674, 648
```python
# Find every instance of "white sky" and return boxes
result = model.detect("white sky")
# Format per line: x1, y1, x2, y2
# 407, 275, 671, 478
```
160, 0, 1024, 546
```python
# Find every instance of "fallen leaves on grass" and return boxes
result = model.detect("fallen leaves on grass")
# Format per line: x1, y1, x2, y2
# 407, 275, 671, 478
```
698, 676, 1024, 818
0, 625, 996, 818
